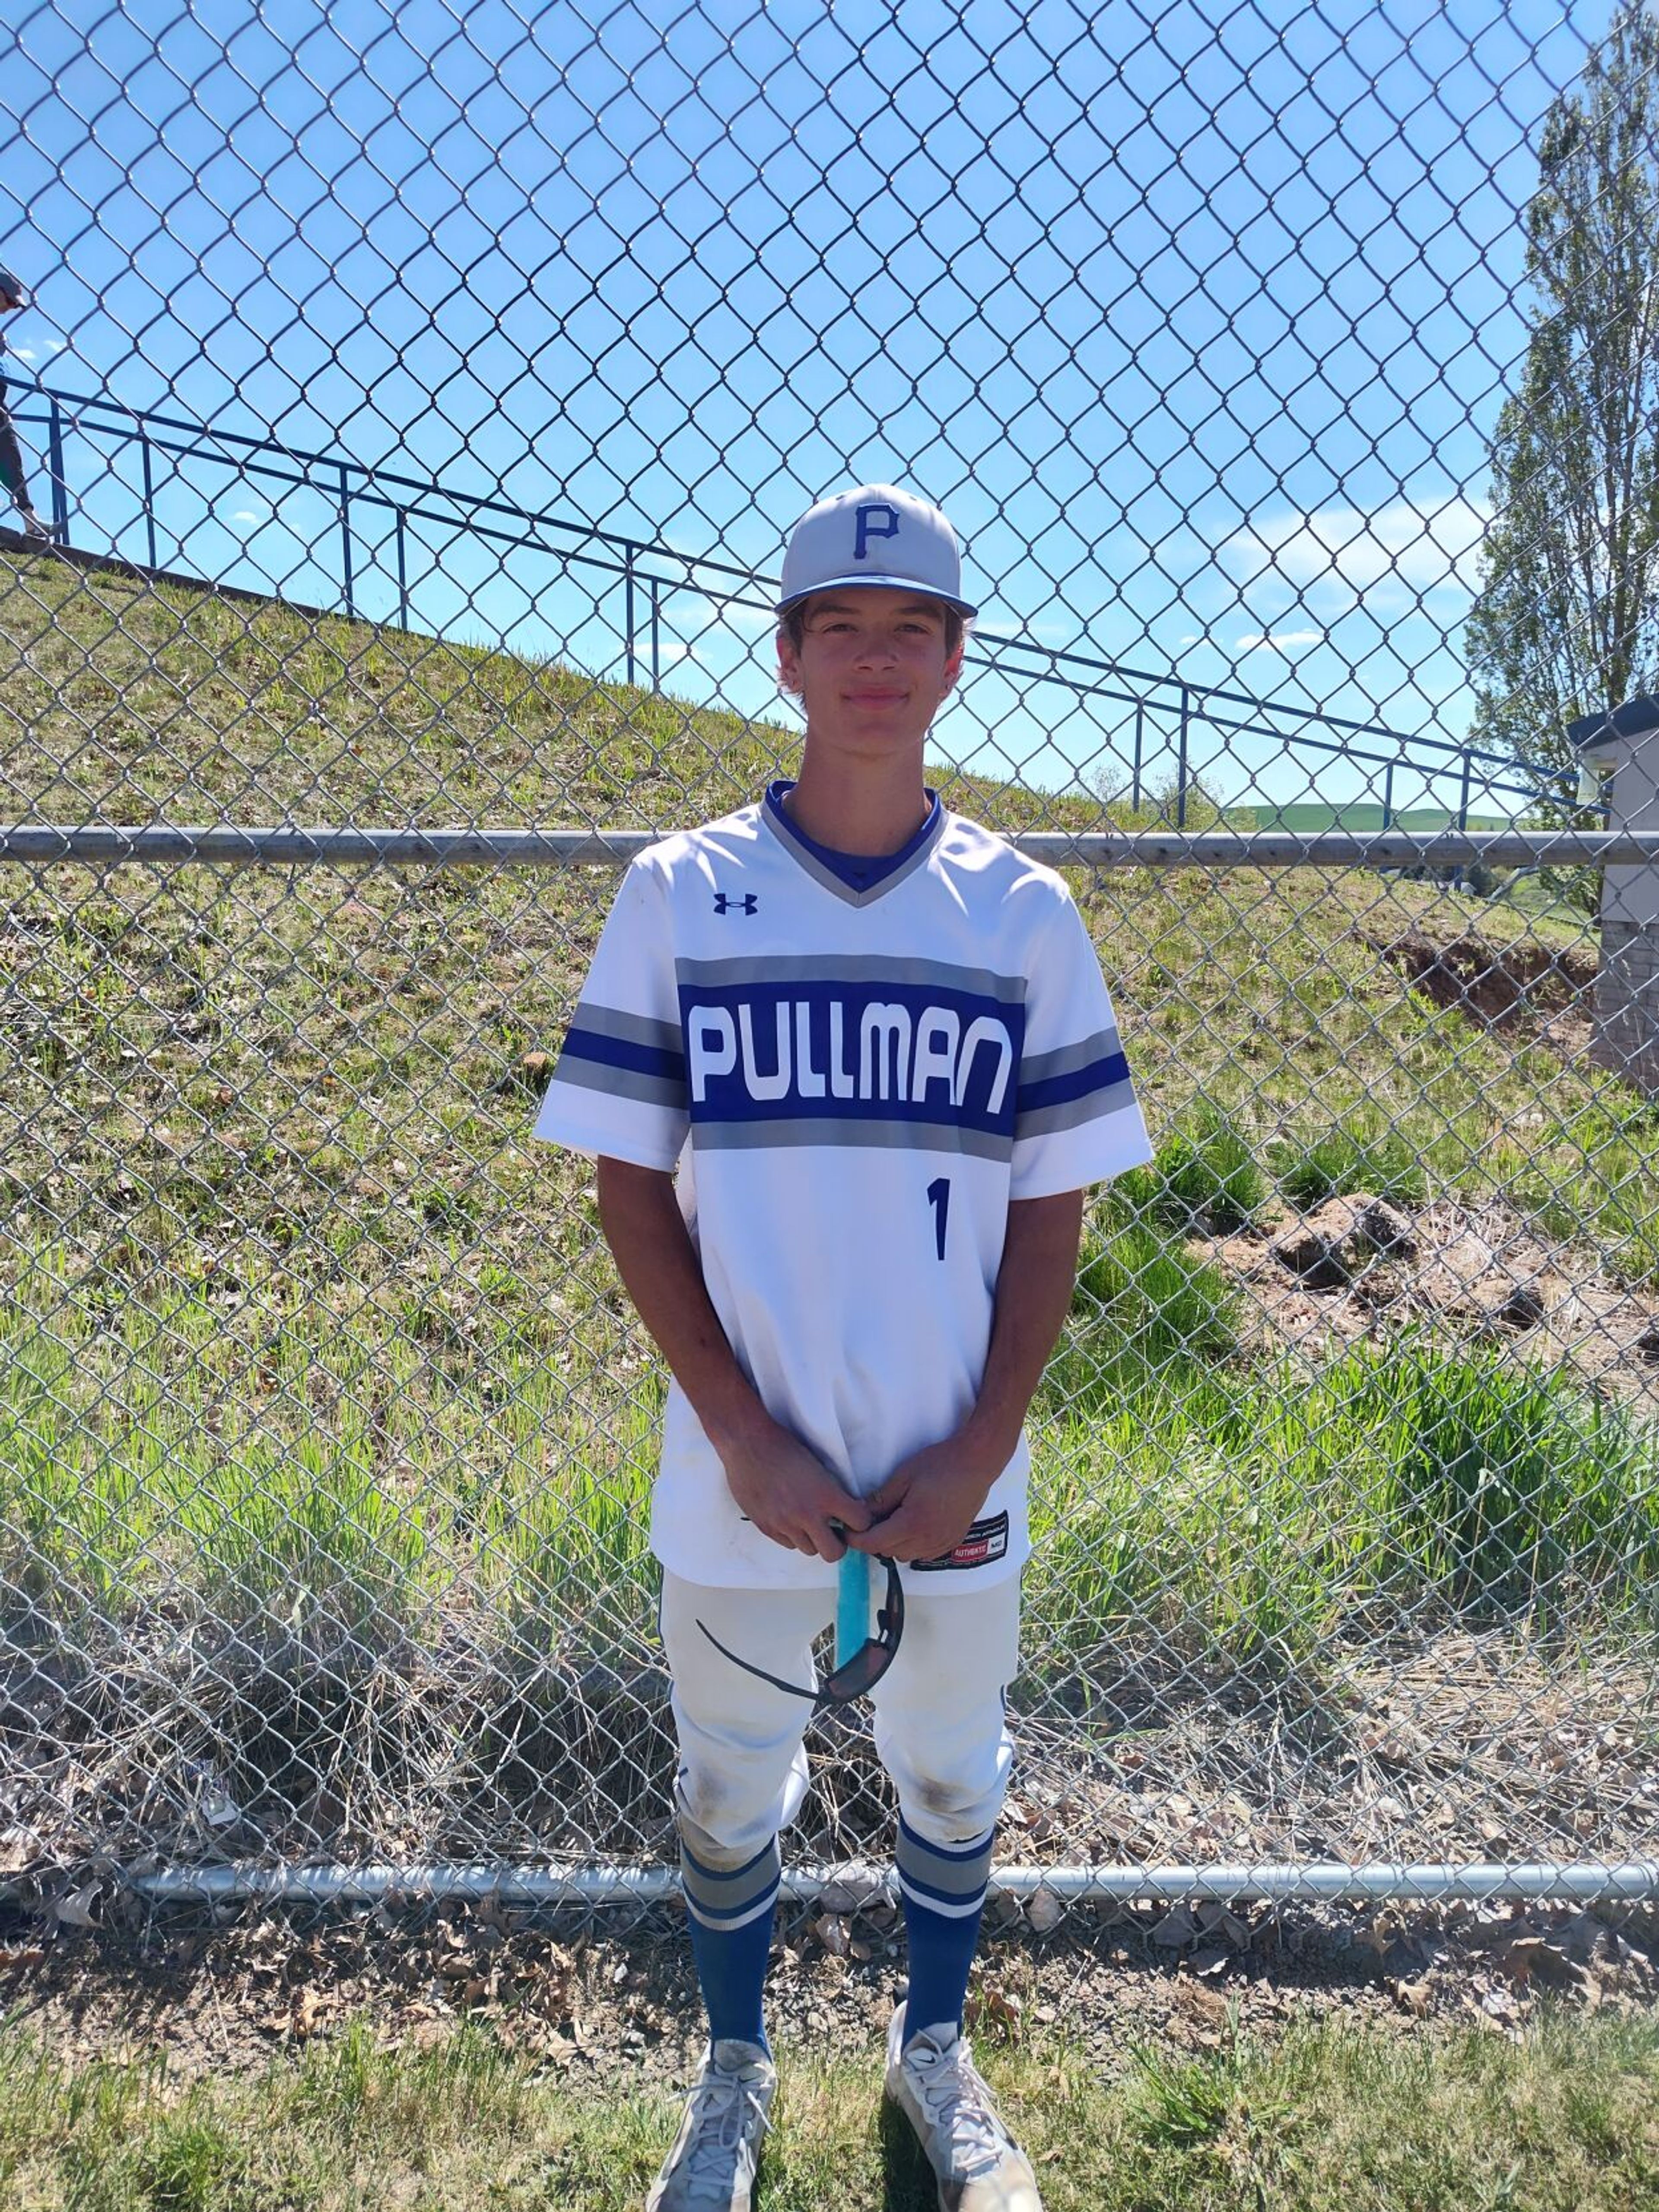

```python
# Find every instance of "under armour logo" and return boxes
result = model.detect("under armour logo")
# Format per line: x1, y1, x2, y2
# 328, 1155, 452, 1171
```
713, 892, 758, 916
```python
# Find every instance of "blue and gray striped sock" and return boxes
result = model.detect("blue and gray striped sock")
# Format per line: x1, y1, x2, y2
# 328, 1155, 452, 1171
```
680, 1831, 780, 2053
896, 1815, 994, 2042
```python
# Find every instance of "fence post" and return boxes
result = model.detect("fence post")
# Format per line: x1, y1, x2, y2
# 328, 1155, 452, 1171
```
337, 462, 355, 618
1176, 686, 1190, 829
624, 545, 636, 686
395, 508, 409, 629
1457, 747, 1471, 833
650, 578, 661, 689
46, 395, 69, 545
139, 431, 158, 570
1382, 760, 1394, 830
1131, 703, 1144, 811
1570, 697, 1659, 1098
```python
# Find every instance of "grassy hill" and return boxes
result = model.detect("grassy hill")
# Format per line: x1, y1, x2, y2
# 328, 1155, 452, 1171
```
1231, 800, 1515, 833
2, 543, 1656, 1871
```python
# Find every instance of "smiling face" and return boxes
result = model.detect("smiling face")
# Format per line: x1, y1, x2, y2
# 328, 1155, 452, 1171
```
776, 586, 965, 767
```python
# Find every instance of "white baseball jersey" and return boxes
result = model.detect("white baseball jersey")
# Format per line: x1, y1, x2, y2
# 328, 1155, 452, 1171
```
532, 784, 1152, 1593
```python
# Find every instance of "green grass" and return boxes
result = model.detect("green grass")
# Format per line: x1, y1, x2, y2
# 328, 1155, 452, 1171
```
0, 1247, 661, 1649
1249, 801, 1514, 833
1066, 1216, 1244, 1387
8, 1198, 1654, 1694
4, 545, 1656, 1312
1027, 1333, 1659, 1668
0, 2009, 1655, 2210
1132, 1103, 1270, 1231
1272, 1122, 1428, 1209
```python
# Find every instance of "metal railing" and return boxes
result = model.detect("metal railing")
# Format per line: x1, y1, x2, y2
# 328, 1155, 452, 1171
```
7, 380, 1560, 830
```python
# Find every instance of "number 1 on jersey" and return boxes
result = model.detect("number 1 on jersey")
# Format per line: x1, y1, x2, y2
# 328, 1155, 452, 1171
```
926, 1176, 950, 1261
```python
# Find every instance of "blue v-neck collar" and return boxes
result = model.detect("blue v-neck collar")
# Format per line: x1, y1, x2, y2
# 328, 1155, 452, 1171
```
761, 780, 944, 908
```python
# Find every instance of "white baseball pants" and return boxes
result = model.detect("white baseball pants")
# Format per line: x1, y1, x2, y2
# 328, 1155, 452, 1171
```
658, 1569, 1021, 1863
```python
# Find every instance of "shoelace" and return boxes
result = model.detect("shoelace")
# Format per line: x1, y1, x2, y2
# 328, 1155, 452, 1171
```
905, 2036, 1012, 2177
673, 2067, 772, 2206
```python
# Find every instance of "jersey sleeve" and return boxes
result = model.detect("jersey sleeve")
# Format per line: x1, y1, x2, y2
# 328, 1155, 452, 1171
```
530, 857, 688, 1170
1009, 889, 1153, 1199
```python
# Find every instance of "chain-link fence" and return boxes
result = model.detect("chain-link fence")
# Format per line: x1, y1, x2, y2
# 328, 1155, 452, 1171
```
3, 1, 1658, 1918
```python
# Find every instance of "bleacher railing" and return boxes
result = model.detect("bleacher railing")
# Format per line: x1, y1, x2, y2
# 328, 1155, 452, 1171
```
9, 378, 1559, 829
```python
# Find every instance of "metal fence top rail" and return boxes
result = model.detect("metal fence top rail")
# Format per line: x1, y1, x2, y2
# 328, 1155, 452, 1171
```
0, 824, 1647, 870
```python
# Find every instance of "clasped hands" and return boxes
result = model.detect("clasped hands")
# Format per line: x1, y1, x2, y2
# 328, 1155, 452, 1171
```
719, 1412, 1008, 1565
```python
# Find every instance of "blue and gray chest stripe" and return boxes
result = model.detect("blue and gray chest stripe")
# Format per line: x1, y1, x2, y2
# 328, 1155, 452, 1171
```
550, 968, 1135, 1148
674, 953, 1027, 999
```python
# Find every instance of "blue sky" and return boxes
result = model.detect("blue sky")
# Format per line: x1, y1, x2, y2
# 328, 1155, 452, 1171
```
0, 0, 1614, 813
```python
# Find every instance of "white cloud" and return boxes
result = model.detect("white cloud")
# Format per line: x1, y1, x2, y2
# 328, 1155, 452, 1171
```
47, 340, 65, 351
1236, 628, 1325, 654
232, 510, 261, 523
1222, 496, 1490, 605
724, 601, 779, 634
12, 347, 34, 361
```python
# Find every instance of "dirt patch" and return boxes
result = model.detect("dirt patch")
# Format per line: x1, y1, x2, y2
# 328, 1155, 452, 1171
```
1370, 930, 1599, 1037
1207, 1194, 1659, 1414
2, 1885, 1656, 2091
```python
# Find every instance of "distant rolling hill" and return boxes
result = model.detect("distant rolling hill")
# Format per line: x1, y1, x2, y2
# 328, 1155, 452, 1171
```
1229, 800, 1513, 834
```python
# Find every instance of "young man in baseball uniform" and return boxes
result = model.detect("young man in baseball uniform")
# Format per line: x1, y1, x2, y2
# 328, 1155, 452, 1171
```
533, 484, 1150, 2211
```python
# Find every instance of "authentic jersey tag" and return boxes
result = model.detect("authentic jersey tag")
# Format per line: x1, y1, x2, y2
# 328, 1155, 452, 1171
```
911, 1511, 1010, 1572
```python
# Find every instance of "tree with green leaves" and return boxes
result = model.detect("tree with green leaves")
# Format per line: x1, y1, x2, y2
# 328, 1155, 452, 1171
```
1465, 2, 1659, 807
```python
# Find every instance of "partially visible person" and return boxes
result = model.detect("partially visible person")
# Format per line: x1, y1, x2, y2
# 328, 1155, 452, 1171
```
0, 267, 50, 541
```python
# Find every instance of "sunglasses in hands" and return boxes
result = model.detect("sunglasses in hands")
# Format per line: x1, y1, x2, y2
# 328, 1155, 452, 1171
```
696, 1546, 905, 1709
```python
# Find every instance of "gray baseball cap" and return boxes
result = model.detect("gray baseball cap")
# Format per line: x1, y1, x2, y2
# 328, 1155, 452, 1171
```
777, 483, 977, 619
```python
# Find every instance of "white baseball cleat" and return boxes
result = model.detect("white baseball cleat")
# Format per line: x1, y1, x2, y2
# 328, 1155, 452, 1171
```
645, 2037, 775, 2212
885, 2002, 1044, 2210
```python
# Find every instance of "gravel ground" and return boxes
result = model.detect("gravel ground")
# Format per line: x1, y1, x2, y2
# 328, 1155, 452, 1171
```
4, 1883, 1657, 2091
